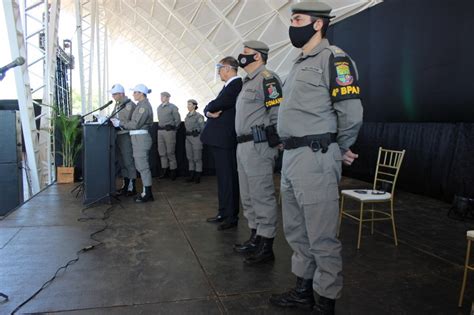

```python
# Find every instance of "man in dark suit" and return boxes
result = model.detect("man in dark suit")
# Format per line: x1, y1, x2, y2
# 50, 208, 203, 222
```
200, 56, 242, 230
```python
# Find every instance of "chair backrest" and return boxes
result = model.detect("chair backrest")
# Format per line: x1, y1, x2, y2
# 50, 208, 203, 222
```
372, 147, 406, 197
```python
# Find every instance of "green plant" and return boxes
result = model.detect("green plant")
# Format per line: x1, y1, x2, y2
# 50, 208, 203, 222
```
54, 108, 82, 167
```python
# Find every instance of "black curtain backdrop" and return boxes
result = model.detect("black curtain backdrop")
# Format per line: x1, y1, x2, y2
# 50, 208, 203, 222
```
326, 0, 474, 202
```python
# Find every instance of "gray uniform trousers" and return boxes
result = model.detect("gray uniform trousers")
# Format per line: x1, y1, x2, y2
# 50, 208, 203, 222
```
157, 130, 177, 169
116, 133, 136, 179
131, 134, 152, 186
280, 143, 343, 299
237, 141, 279, 238
185, 135, 203, 172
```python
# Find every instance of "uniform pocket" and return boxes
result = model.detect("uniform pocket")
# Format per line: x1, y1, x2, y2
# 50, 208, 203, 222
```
296, 67, 323, 87
242, 89, 257, 100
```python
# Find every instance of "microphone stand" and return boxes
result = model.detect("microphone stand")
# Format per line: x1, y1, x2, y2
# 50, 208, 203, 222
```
81, 101, 113, 121
99, 100, 130, 129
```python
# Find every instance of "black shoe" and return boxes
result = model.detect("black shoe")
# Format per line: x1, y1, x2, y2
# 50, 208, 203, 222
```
206, 215, 224, 223
158, 168, 169, 179
234, 229, 260, 254
170, 169, 177, 181
217, 221, 238, 231
312, 296, 335, 315
194, 172, 201, 184
244, 236, 274, 265
135, 186, 154, 203
116, 177, 130, 196
186, 171, 195, 182
269, 277, 315, 310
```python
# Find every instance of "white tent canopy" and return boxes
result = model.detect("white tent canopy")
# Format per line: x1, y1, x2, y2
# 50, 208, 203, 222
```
64, 0, 382, 106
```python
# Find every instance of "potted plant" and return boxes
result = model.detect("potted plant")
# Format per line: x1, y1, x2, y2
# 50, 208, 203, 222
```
54, 108, 82, 183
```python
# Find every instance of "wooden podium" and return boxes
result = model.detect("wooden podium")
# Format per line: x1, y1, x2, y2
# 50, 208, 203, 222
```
83, 123, 116, 205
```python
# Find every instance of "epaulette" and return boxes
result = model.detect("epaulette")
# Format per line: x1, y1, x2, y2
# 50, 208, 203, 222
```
261, 69, 274, 80
326, 45, 347, 58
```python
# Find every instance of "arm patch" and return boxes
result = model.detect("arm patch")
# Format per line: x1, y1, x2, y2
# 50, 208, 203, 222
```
330, 55, 361, 103
262, 71, 283, 109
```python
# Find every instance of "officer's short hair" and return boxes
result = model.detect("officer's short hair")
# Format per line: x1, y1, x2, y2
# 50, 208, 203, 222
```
220, 56, 239, 70
310, 16, 330, 38
259, 52, 268, 64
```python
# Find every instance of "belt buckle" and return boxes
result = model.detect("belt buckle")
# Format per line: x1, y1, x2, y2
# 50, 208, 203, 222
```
309, 140, 321, 152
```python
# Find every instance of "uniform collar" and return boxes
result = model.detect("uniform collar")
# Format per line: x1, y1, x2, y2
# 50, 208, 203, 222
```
187, 111, 196, 117
245, 64, 266, 81
294, 38, 330, 62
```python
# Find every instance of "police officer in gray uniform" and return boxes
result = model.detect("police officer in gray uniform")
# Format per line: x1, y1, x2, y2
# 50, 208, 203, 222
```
157, 92, 181, 180
233, 40, 283, 265
269, 2, 363, 314
111, 84, 155, 203
109, 84, 137, 196
184, 99, 205, 184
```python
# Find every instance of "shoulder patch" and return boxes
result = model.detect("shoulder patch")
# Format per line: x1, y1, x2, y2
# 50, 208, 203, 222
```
139, 107, 145, 114
126, 104, 132, 111
329, 54, 361, 103
263, 75, 283, 109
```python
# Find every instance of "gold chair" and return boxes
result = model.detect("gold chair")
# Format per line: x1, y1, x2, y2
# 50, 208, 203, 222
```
337, 147, 405, 249
459, 230, 474, 307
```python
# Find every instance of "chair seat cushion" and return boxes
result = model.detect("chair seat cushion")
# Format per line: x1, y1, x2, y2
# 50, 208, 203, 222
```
467, 230, 474, 240
341, 189, 392, 201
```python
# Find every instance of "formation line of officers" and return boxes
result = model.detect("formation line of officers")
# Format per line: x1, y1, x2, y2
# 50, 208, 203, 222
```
108, 2, 362, 314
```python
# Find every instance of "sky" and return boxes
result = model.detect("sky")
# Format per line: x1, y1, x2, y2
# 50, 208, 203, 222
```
0, 3, 208, 120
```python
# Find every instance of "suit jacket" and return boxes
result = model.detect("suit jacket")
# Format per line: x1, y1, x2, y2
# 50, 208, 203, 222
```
200, 78, 243, 149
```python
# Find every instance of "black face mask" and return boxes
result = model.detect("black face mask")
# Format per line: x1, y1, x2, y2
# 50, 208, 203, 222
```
238, 53, 257, 68
289, 22, 317, 48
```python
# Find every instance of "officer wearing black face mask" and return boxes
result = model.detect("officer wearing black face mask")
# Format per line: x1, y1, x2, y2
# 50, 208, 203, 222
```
233, 40, 283, 266
269, 2, 363, 315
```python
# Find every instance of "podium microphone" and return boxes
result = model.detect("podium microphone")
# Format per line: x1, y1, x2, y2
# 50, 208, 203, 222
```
97, 100, 114, 111
0, 57, 25, 81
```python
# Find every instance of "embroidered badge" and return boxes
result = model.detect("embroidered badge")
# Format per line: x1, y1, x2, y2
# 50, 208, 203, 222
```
126, 104, 132, 111
139, 108, 145, 114
330, 55, 361, 103
335, 61, 354, 86
263, 74, 283, 109
266, 82, 280, 99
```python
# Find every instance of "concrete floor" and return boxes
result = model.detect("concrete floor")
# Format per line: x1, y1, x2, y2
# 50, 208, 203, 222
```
0, 175, 472, 314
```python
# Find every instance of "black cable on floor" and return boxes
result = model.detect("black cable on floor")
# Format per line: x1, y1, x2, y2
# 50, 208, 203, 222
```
9, 198, 121, 315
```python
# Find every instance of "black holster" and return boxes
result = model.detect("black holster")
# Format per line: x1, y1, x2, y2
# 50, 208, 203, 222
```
265, 124, 281, 148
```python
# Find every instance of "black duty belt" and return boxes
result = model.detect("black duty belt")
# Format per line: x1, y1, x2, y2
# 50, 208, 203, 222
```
236, 134, 253, 144
185, 131, 200, 136
157, 125, 176, 131
281, 133, 336, 153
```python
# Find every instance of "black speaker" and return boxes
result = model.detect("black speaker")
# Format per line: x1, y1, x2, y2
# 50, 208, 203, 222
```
0, 110, 23, 216
82, 123, 116, 205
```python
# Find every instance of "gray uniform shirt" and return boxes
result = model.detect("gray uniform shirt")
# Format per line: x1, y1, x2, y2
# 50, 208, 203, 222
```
121, 98, 153, 131
277, 38, 363, 152
157, 102, 181, 127
114, 97, 136, 134
184, 111, 205, 132
235, 65, 281, 136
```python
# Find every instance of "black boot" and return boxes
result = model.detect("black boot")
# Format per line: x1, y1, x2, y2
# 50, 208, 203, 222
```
244, 236, 274, 265
194, 172, 201, 184
170, 169, 177, 181
186, 171, 195, 182
233, 229, 260, 254
158, 168, 169, 179
312, 296, 335, 315
135, 186, 154, 203
269, 277, 315, 310
126, 179, 137, 196
116, 177, 129, 196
